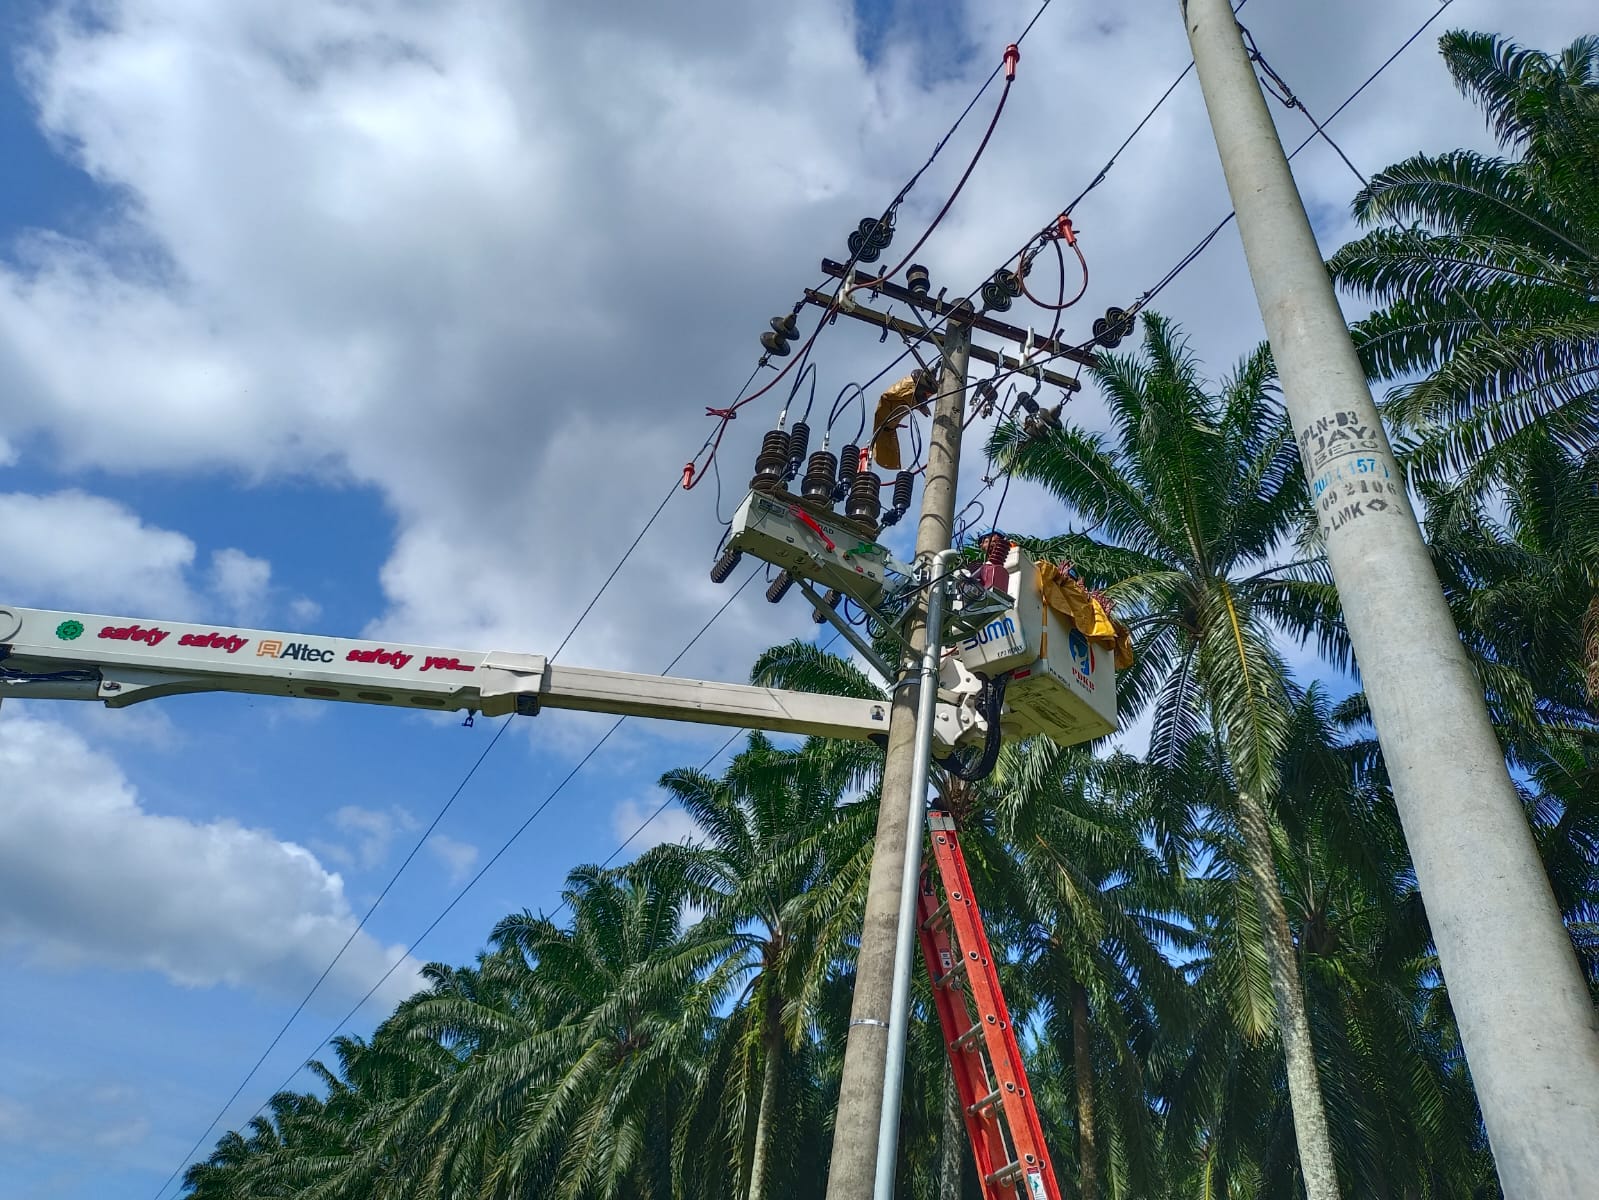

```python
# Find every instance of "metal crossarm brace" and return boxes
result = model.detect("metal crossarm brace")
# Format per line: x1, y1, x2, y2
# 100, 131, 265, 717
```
917, 811, 1062, 1200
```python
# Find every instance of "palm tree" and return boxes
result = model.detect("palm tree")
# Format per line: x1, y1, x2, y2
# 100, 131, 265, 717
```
647, 731, 878, 1200
1162, 687, 1497, 1199
1329, 30, 1599, 704
990, 312, 1347, 1200
988, 740, 1194, 1200
1328, 30, 1599, 491
363, 858, 737, 1200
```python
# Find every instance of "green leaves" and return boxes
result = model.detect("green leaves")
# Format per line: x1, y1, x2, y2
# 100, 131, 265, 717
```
1331, 31, 1599, 492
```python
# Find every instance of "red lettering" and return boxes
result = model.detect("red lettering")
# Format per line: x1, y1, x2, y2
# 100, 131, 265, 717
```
99, 624, 171, 646
347, 647, 414, 670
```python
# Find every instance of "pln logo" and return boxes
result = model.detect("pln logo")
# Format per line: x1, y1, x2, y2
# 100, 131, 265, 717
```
1068, 629, 1095, 676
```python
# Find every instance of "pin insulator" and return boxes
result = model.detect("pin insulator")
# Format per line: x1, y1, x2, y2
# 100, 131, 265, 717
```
801, 450, 838, 506
811, 588, 842, 624
786, 420, 810, 480
845, 470, 883, 530
761, 313, 799, 356
892, 469, 914, 515
751, 428, 791, 492
834, 443, 860, 501
710, 547, 742, 584
906, 264, 931, 296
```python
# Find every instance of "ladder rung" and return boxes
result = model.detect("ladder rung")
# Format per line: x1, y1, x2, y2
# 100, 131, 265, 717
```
935, 959, 970, 988
968, 1088, 1003, 1116
986, 1161, 1024, 1187
950, 1025, 984, 1052
921, 900, 951, 930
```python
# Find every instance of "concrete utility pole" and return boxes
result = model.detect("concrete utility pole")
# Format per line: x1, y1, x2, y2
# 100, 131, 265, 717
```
824, 321, 971, 1200
1181, 3, 1599, 1197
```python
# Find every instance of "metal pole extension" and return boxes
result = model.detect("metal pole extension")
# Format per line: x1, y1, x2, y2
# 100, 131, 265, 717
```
1180, 3, 1599, 1196
874, 549, 958, 1200
824, 322, 972, 1200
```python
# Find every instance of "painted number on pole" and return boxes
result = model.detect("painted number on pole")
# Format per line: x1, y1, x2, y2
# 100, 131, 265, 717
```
1297, 409, 1403, 535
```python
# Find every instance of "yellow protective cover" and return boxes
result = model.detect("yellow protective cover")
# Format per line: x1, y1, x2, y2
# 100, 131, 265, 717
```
1034, 562, 1135, 670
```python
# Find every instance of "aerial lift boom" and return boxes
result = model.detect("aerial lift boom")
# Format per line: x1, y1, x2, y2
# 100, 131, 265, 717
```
2, 528, 1117, 1200
0, 604, 927, 744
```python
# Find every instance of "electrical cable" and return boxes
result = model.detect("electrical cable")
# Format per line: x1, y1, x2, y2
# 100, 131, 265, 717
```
1240, 22, 1370, 186
829, 382, 870, 442
173, 568, 767, 1191
151, 469, 731, 1200
570, 621, 853, 897
785, 359, 820, 423
1131, 0, 1456, 315
852, 63, 1017, 291
688, 0, 1062, 485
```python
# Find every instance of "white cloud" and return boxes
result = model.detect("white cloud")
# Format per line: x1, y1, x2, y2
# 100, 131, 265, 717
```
0, 488, 284, 627
0, 489, 197, 615
3, 0, 1584, 708
0, 709, 421, 1010
331, 804, 418, 871
609, 792, 703, 859
288, 595, 323, 625
0, 435, 15, 466
206, 547, 271, 623
427, 833, 479, 884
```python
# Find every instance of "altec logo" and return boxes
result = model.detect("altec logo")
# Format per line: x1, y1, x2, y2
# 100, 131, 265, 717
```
180, 631, 249, 654
99, 624, 171, 646
257, 639, 334, 663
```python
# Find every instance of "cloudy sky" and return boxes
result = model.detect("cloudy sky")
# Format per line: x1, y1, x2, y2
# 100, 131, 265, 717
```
0, 0, 1590, 1195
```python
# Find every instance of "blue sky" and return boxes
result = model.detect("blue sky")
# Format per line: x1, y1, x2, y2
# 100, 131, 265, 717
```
0, 2, 1591, 1197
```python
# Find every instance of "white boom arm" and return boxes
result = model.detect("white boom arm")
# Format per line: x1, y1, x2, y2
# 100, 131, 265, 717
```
0, 605, 988, 748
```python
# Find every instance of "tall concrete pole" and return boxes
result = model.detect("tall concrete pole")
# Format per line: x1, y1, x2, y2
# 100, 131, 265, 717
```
1180, 3, 1599, 1196
824, 321, 971, 1200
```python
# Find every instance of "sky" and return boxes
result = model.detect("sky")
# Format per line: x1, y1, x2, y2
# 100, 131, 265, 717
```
0, 1, 1591, 1196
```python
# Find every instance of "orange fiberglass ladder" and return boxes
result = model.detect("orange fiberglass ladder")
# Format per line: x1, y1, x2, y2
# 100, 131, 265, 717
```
917, 810, 1062, 1200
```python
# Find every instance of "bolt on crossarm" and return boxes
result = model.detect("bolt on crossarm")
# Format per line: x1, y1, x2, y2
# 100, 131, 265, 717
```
1180, 1, 1599, 1196
824, 321, 972, 1200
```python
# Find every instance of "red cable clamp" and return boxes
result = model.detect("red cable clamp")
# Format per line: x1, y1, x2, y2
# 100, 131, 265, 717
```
705, 406, 737, 420
1003, 44, 1020, 81
789, 506, 836, 552
681, 462, 695, 489
1056, 213, 1077, 245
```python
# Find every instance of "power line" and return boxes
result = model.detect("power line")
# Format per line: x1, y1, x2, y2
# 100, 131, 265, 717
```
152, 453, 737, 1200
161, 568, 764, 1193
687, 0, 1062, 484
1136, 0, 1456, 313
573, 625, 852, 898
